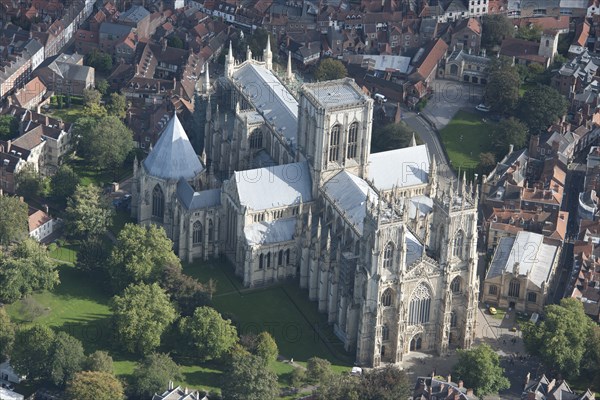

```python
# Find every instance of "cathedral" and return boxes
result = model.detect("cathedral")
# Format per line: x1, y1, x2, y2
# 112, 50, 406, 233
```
130, 39, 480, 367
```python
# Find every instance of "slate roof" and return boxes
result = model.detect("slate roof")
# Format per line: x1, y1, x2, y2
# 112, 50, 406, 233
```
47, 61, 93, 82
368, 144, 430, 190
143, 114, 204, 180
177, 180, 220, 210
244, 217, 297, 245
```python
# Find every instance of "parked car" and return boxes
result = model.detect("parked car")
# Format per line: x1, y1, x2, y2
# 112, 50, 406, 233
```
475, 103, 491, 112
488, 307, 497, 315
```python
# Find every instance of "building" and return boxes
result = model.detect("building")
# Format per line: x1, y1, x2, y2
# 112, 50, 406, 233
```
9, 77, 48, 110
522, 373, 595, 400
413, 375, 476, 399
35, 55, 95, 96
152, 382, 208, 400
131, 40, 480, 367
568, 240, 600, 322
500, 33, 559, 68
444, 47, 490, 84
483, 231, 560, 313
28, 207, 58, 242
449, 17, 482, 54
0, 38, 44, 99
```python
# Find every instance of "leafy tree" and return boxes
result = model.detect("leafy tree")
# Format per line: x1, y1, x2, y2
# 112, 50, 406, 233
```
11, 324, 56, 382
76, 237, 109, 279
254, 332, 278, 364
83, 88, 102, 107
180, 306, 238, 360
0, 308, 15, 362
85, 350, 114, 373
522, 298, 593, 378
360, 365, 411, 400
108, 224, 181, 291
517, 85, 568, 133
290, 367, 306, 388
107, 92, 127, 119
65, 184, 113, 238
582, 326, 600, 388
0, 114, 19, 140
306, 357, 333, 385
0, 238, 59, 303
0, 195, 28, 245
316, 373, 360, 400
167, 36, 184, 49
74, 116, 100, 156
50, 164, 80, 203
160, 263, 211, 316
96, 79, 109, 95
452, 343, 510, 397
485, 65, 520, 114
371, 122, 420, 153
49, 332, 85, 387
66, 371, 124, 400
129, 353, 182, 399
492, 117, 528, 156
245, 28, 270, 59
15, 163, 48, 200
314, 58, 348, 81
516, 24, 542, 41
85, 115, 133, 172
478, 152, 496, 173
221, 352, 279, 400
111, 283, 177, 354
481, 14, 513, 50
85, 49, 113, 73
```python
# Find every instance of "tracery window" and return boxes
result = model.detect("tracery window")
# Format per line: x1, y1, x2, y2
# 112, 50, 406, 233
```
382, 324, 389, 341
383, 242, 394, 270
249, 129, 263, 149
346, 122, 358, 158
381, 288, 393, 307
208, 219, 214, 241
152, 184, 164, 220
408, 283, 432, 325
450, 276, 461, 293
453, 230, 464, 259
329, 124, 340, 162
509, 279, 520, 298
192, 221, 202, 246
450, 311, 457, 328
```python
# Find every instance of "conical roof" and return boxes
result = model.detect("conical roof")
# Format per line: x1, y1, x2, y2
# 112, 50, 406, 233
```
143, 114, 203, 180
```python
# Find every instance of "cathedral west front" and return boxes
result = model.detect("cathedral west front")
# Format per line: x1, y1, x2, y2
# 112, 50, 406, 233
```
130, 39, 480, 367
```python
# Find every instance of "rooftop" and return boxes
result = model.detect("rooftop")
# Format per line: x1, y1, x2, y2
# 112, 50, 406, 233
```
302, 78, 370, 109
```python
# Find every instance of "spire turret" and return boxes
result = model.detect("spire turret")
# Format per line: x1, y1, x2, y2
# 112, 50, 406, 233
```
204, 62, 210, 94
264, 35, 273, 70
246, 45, 252, 62
286, 51, 293, 81
225, 41, 234, 78
410, 132, 417, 147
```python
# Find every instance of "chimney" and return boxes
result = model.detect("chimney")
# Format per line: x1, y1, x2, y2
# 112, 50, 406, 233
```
524, 372, 531, 387
7, 139, 11, 152
583, 278, 589, 290
458, 380, 464, 389
43, 204, 49, 214
168, 380, 173, 390
447, 374, 452, 383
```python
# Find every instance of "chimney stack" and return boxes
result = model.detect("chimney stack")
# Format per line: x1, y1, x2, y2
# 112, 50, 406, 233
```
447, 374, 452, 383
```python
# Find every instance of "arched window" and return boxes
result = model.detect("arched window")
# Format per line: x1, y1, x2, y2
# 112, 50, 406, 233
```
266, 252, 271, 268
509, 279, 520, 298
527, 292, 537, 303
453, 230, 464, 259
382, 324, 389, 341
259, 254, 264, 269
285, 249, 290, 264
192, 221, 202, 246
347, 122, 358, 158
329, 124, 340, 162
450, 276, 461, 293
152, 184, 164, 220
381, 288, 393, 307
249, 129, 263, 149
383, 242, 394, 270
408, 283, 432, 325
450, 311, 457, 328
208, 219, 214, 242
355, 241, 360, 256
278, 250, 283, 266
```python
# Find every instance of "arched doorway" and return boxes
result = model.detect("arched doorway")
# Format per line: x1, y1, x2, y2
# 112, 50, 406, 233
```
410, 336, 422, 351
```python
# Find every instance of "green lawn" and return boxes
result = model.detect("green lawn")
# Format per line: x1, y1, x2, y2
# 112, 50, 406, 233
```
67, 154, 130, 188
46, 105, 86, 123
439, 110, 495, 170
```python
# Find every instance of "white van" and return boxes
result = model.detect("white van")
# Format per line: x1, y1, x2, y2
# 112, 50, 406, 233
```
529, 312, 539, 324
374, 93, 387, 103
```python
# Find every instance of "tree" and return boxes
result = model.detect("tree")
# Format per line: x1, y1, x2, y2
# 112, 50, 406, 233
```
360, 365, 411, 400
180, 306, 238, 361
254, 332, 278, 365
85, 350, 114, 373
371, 122, 420, 153
160, 263, 211, 316
481, 14, 513, 50
478, 152, 496, 173
314, 58, 348, 81
0, 238, 59, 303
0, 114, 19, 140
221, 352, 279, 400
96, 79, 109, 95
485, 65, 520, 114
11, 324, 56, 382
522, 298, 594, 378
492, 117, 528, 156
111, 283, 177, 354
306, 357, 333, 385
85, 115, 133, 172
582, 325, 600, 388
83, 88, 102, 107
129, 353, 182, 399
74, 116, 99, 157
50, 164, 80, 203
452, 343, 510, 397
49, 332, 85, 387
0, 195, 28, 245
15, 163, 48, 200
85, 49, 113, 73
517, 85, 568, 133
516, 24, 542, 41
108, 224, 181, 291
66, 371, 124, 400
167, 36, 184, 49
107, 92, 127, 119
76, 237, 109, 279
316, 374, 360, 400
0, 308, 15, 362
65, 184, 113, 238
246, 28, 270, 58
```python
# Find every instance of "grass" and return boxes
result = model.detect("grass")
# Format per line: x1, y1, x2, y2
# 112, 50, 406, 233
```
46, 105, 86, 123
439, 110, 495, 170
48, 242, 79, 263
489, 308, 507, 320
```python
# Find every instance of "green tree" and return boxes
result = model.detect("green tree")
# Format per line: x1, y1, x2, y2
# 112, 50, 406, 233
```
50, 164, 80, 203
517, 85, 568, 133
452, 343, 510, 397
83, 88, 102, 107
221, 352, 279, 400
180, 306, 238, 361
492, 117, 528, 156
306, 357, 333, 385
167, 36, 184, 49
254, 332, 278, 364
485, 65, 520, 114
0, 238, 59, 303
290, 368, 306, 388
360, 365, 411, 400
129, 353, 182, 398
516, 24, 542, 41
108, 224, 181, 291
66, 371, 124, 400
107, 92, 127, 119
0, 195, 28, 245
0, 308, 15, 362
478, 152, 496, 173
85, 49, 113, 73
316, 373, 360, 400
371, 122, 420, 153
481, 14, 513, 50
11, 324, 56, 382
49, 332, 85, 387
15, 163, 48, 200
76, 237, 109, 279
65, 184, 113, 238
111, 283, 177, 354
96, 78, 109, 95
314, 58, 348, 81
582, 326, 600, 388
522, 298, 593, 378
85, 115, 133, 172
160, 263, 211, 316
84, 350, 114, 373
0, 114, 19, 140
74, 116, 99, 157
246, 28, 270, 58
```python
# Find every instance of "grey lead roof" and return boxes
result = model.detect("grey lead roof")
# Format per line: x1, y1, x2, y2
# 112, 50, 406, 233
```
302, 78, 369, 109
143, 114, 204, 180
177, 180, 220, 210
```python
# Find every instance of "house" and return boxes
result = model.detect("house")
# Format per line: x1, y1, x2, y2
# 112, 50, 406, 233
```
0, 361, 23, 384
499, 33, 559, 68
28, 206, 58, 242
0, 38, 44, 99
483, 231, 560, 313
406, 38, 448, 105
449, 18, 482, 54
0, 144, 25, 194
413, 375, 476, 399
0, 387, 24, 400
9, 77, 47, 110
152, 382, 208, 400
506, 0, 561, 18
444, 47, 490, 84
568, 240, 600, 322
522, 373, 595, 400
35, 55, 95, 96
